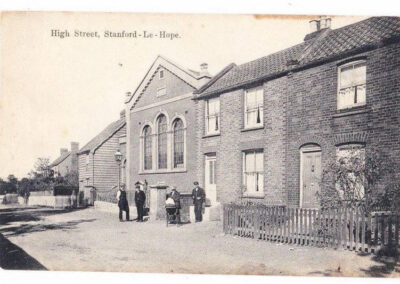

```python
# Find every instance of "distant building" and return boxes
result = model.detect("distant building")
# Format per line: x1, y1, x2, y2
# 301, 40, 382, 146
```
50, 142, 79, 177
77, 110, 126, 198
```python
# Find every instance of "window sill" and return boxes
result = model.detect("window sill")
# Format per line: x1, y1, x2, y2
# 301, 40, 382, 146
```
241, 126, 264, 132
242, 194, 265, 199
202, 133, 220, 138
139, 168, 187, 175
333, 105, 371, 118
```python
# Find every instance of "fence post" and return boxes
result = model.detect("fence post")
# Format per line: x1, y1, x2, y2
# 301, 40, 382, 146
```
395, 214, 399, 249
361, 208, 366, 252
388, 213, 393, 250
355, 208, 360, 251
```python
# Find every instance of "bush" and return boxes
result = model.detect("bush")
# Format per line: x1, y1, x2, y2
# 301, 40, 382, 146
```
53, 185, 78, 196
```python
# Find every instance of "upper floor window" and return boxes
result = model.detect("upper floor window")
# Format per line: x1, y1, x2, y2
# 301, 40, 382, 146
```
205, 97, 220, 135
244, 87, 263, 128
143, 126, 152, 170
173, 118, 185, 168
338, 61, 366, 110
159, 69, 165, 79
157, 115, 168, 169
242, 150, 264, 197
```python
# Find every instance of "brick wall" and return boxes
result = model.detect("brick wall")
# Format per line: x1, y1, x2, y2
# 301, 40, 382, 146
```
286, 42, 400, 207
128, 68, 199, 194
197, 41, 400, 207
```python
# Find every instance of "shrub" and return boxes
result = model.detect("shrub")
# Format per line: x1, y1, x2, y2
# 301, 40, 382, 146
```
53, 185, 77, 196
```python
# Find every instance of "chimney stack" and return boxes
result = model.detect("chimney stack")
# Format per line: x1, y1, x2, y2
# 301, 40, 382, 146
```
60, 148, 68, 156
120, 109, 126, 120
70, 142, 79, 154
309, 16, 331, 33
200, 63, 210, 77
305, 16, 331, 41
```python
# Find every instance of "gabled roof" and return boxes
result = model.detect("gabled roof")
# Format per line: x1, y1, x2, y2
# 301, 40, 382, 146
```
196, 16, 400, 98
50, 151, 70, 167
126, 55, 211, 109
78, 118, 126, 155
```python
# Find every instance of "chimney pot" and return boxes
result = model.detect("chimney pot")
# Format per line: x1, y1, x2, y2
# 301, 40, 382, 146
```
309, 19, 320, 33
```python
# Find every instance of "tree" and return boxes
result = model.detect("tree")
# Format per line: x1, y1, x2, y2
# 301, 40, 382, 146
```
64, 170, 79, 187
318, 147, 397, 213
33, 157, 51, 178
18, 177, 32, 196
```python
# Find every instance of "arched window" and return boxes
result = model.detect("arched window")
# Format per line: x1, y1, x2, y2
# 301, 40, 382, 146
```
143, 126, 152, 170
157, 115, 168, 169
173, 118, 184, 168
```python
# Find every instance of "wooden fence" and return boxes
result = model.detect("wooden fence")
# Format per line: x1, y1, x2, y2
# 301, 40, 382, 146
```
223, 204, 400, 254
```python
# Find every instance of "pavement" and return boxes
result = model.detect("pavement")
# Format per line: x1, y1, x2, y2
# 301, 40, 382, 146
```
0, 204, 399, 277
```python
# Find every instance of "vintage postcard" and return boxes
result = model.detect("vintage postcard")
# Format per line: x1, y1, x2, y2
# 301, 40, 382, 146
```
1, 11, 400, 278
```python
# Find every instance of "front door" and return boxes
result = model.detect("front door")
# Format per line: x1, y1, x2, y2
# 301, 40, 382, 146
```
301, 146, 321, 208
205, 155, 217, 205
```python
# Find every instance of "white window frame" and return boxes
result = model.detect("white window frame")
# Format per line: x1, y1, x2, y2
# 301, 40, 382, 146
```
205, 97, 220, 135
142, 125, 153, 171
242, 150, 264, 197
171, 118, 186, 169
244, 87, 264, 129
337, 60, 366, 110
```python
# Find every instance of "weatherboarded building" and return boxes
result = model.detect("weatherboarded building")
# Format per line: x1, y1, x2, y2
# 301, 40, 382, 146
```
194, 16, 400, 208
77, 111, 126, 200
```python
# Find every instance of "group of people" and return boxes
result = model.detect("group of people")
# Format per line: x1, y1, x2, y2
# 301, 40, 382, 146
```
116, 181, 206, 223
116, 183, 146, 222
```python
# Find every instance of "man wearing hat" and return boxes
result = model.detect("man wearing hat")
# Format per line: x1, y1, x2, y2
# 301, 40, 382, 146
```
116, 184, 130, 222
191, 181, 206, 222
134, 184, 146, 222
168, 186, 181, 224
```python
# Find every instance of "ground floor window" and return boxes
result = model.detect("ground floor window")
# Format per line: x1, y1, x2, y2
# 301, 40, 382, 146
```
242, 150, 264, 197
336, 143, 366, 200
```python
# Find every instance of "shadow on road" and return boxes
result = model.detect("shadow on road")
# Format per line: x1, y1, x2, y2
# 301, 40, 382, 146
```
0, 206, 97, 270
0, 233, 47, 270
359, 252, 400, 277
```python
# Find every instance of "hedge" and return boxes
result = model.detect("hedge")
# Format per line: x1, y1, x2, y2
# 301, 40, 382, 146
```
53, 185, 78, 196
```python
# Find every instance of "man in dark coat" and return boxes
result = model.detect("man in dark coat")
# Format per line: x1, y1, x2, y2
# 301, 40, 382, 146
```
192, 181, 206, 222
117, 184, 129, 222
168, 186, 181, 224
134, 184, 146, 222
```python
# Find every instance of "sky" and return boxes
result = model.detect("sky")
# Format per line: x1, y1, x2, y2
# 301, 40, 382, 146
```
0, 12, 367, 179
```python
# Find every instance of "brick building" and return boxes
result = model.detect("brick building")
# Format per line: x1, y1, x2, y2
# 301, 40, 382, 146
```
77, 110, 126, 199
124, 56, 210, 204
50, 142, 79, 177
194, 16, 400, 209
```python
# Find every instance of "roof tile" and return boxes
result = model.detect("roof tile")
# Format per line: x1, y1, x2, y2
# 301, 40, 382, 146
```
198, 17, 400, 97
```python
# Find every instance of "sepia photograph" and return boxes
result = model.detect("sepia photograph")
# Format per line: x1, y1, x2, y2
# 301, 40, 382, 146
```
0, 5, 400, 280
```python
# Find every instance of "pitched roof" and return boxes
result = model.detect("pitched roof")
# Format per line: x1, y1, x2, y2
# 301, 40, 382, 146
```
49, 151, 70, 167
126, 55, 211, 105
78, 118, 126, 155
196, 16, 400, 97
